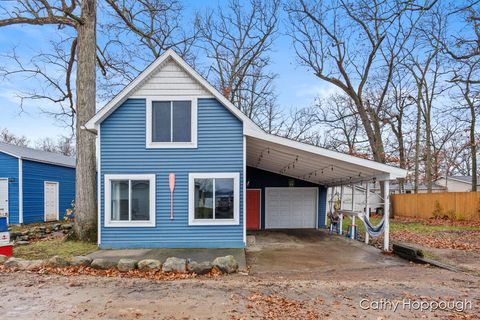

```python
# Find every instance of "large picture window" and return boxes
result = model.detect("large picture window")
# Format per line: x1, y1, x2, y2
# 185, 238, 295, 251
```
188, 173, 240, 225
105, 174, 156, 227
146, 97, 197, 148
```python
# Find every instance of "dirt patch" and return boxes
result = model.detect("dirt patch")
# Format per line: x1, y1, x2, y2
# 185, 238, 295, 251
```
0, 265, 478, 319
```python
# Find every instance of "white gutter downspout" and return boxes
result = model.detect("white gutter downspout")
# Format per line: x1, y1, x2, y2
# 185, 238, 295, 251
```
18, 158, 23, 224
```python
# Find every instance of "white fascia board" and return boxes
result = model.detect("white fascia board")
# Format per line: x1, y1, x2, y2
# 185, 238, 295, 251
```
85, 49, 262, 135
0, 149, 19, 159
246, 131, 408, 178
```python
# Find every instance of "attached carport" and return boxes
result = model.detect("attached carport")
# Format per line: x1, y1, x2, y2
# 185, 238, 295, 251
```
244, 131, 408, 251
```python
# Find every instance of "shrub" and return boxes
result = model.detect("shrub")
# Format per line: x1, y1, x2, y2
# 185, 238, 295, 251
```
432, 201, 444, 219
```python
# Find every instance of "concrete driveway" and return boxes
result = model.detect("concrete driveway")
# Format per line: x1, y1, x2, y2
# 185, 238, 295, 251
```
246, 229, 407, 278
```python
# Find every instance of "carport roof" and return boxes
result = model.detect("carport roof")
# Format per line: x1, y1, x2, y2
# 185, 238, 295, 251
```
246, 132, 407, 187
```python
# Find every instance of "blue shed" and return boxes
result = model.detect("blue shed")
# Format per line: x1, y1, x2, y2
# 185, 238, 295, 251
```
85, 50, 407, 249
0, 142, 75, 224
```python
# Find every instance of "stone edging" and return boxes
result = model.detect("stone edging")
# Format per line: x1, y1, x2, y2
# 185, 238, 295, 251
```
0, 254, 239, 275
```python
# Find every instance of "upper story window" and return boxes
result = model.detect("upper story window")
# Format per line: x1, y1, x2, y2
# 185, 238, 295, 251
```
146, 97, 197, 148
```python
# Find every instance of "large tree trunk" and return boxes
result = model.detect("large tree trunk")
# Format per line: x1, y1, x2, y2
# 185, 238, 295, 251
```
74, 0, 97, 242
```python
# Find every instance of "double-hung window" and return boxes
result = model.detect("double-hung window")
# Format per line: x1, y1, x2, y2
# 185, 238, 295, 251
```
105, 174, 156, 227
146, 97, 197, 148
188, 173, 240, 225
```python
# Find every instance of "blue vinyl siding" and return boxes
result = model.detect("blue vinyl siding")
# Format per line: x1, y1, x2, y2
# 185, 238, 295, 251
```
100, 98, 244, 249
0, 152, 19, 224
246, 166, 327, 229
22, 160, 75, 224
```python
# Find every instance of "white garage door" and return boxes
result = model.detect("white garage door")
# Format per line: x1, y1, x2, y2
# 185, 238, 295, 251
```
265, 188, 317, 229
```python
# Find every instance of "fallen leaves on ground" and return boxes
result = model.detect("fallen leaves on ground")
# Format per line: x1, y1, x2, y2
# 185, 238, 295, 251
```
0, 264, 224, 281
392, 230, 480, 251
231, 292, 320, 320
395, 216, 480, 227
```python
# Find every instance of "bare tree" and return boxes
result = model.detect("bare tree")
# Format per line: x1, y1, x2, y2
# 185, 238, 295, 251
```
36, 135, 75, 156
100, 0, 199, 97
0, 43, 77, 130
402, 8, 448, 192
36, 137, 57, 153
286, 0, 436, 164
0, 128, 29, 147
436, 1, 480, 191
0, 0, 97, 240
312, 94, 368, 155
198, 0, 280, 126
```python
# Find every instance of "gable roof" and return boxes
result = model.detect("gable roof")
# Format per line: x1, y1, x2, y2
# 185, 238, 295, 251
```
85, 49, 407, 181
0, 142, 75, 168
85, 49, 262, 135
440, 176, 480, 186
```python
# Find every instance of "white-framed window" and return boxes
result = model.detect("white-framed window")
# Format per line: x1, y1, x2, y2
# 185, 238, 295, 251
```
146, 96, 197, 148
104, 174, 156, 227
188, 172, 240, 226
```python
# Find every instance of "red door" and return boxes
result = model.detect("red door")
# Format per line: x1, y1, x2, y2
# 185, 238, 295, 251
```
246, 189, 261, 230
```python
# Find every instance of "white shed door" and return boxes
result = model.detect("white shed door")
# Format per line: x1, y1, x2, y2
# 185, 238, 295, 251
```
0, 179, 8, 216
265, 188, 317, 229
44, 182, 59, 221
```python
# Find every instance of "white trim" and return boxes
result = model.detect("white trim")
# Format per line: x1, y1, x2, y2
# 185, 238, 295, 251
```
243, 135, 246, 244
44, 181, 59, 221
246, 189, 262, 230
145, 96, 198, 148
85, 49, 263, 136
18, 159, 23, 224
0, 178, 9, 223
264, 187, 318, 229
96, 128, 101, 245
383, 181, 390, 251
104, 174, 156, 227
188, 172, 240, 226
246, 134, 407, 179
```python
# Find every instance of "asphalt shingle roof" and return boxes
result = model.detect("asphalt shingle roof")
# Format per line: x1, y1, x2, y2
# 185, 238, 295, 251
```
0, 142, 75, 168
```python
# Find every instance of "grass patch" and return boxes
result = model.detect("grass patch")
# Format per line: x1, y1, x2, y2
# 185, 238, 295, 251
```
13, 238, 98, 260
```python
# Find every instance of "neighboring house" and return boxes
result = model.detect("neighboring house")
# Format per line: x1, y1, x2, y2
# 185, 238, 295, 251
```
0, 142, 75, 224
85, 50, 407, 249
389, 182, 446, 194
436, 176, 480, 192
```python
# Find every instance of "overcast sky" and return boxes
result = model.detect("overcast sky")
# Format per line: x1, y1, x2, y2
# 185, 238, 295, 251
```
0, 0, 334, 141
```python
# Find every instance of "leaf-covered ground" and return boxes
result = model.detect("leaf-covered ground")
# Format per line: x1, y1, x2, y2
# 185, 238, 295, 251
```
342, 216, 480, 251
1, 265, 478, 319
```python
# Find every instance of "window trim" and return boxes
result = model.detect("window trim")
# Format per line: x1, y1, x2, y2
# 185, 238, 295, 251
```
104, 174, 156, 227
188, 172, 240, 226
146, 96, 197, 148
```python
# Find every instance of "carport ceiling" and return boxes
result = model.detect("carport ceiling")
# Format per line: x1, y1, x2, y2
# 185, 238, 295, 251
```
246, 135, 407, 187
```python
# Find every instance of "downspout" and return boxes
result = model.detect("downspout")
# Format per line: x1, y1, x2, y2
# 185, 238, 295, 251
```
18, 158, 23, 224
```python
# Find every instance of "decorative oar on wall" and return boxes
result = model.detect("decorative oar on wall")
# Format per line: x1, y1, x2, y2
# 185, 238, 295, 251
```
169, 173, 175, 221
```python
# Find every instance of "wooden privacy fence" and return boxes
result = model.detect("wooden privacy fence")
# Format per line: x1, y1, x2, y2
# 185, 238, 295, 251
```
391, 192, 480, 221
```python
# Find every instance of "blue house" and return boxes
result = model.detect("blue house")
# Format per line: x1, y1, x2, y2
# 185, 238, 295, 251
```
85, 50, 406, 249
0, 142, 75, 224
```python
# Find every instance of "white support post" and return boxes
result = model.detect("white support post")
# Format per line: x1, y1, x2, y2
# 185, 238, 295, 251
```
383, 180, 390, 251
339, 185, 344, 235
365, 183, 370, 244
351, 183, 356, 240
